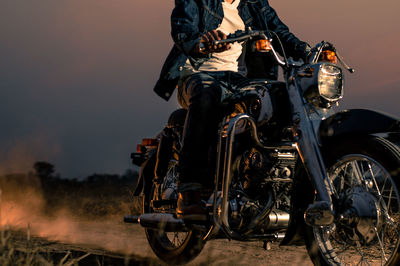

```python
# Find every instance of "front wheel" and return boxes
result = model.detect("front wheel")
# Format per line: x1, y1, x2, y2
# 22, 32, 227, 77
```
305, 136, 400, 265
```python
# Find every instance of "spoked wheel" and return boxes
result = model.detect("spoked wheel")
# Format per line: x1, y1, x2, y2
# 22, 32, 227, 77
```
144, 160, 206, 264
306, 136, 400, 265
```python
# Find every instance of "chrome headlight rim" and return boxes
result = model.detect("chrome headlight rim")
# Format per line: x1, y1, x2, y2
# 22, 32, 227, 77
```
317, 63, 344, 103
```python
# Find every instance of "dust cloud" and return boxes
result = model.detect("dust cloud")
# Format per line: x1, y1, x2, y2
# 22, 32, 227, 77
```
0, 174, 142, 255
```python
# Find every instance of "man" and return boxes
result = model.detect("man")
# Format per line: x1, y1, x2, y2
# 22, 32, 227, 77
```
153, 0, 310, 221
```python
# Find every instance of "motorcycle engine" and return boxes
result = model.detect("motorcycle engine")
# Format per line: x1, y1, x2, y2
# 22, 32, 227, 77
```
228, 148, 296, 232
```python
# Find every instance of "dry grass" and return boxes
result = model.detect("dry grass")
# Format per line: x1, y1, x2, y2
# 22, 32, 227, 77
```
0, 227, 91, 266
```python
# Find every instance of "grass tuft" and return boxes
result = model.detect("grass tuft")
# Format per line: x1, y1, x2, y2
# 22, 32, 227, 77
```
0, 228, 91, 266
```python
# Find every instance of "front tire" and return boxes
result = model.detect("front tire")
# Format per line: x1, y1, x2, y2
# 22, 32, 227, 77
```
305, 136, 400, 265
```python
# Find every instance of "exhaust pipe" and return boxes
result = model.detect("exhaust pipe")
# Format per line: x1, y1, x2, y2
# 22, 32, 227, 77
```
266, 210, 290, 230
124, 215, 140, 223
138, 213, 189, 232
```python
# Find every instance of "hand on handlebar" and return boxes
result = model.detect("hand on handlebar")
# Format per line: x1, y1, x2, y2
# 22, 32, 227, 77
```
194, 30, 231, 54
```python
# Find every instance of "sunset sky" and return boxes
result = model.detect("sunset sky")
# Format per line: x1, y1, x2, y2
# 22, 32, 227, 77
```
1, 0, 399, 178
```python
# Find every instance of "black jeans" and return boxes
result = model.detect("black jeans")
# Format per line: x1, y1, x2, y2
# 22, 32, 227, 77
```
177, 71, 249, 192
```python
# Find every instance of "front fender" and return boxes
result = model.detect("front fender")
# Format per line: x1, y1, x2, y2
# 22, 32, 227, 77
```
319, 109, 400, 145
282, 109, 400, 245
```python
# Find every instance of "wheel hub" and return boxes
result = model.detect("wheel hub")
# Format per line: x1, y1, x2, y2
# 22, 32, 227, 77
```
338, 186, 382, 244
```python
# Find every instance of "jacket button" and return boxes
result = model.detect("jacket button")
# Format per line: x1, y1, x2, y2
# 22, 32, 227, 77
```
179, 66, 183, 71
165, 92, 170, 98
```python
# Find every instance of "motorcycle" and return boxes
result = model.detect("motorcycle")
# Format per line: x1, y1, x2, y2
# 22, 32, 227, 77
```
126, 30, 400, 265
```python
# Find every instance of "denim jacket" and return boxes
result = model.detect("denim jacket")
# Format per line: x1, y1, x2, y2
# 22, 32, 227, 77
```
153, 0, 309, 101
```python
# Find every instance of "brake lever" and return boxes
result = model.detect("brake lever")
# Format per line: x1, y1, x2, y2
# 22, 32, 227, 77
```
310, 41, 355, 74
336, 51, 355, 73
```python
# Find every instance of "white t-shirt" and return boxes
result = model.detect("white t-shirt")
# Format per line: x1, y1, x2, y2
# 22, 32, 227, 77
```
182, 0, 245, 76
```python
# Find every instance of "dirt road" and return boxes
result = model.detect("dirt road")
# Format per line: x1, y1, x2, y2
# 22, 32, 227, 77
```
1, 175, 313, 265
12, 220, 313, 265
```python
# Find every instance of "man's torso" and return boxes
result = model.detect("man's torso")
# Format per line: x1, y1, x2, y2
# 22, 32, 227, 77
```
182, 0, 246, 76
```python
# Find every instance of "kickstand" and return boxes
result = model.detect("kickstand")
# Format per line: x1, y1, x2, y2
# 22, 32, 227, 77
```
263, 241, 271, 251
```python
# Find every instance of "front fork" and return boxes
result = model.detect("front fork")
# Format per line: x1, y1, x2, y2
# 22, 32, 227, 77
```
287, 74, 335, 226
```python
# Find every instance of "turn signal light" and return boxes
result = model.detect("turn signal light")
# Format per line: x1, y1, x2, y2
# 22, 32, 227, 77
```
256, 39, 272, 52
142, 138, 158, 147
136, 138, 158, 153
137, 144, 143, 153
320, 50, 337, 64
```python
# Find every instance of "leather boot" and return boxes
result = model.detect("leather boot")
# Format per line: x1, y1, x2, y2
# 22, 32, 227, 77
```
176, 191, 207, 222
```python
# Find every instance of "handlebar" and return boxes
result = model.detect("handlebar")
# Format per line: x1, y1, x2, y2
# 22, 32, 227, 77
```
205, 30, 287, 67
199, 30, 267, 54
199, 30, 355, 73
213, 30, 267, 46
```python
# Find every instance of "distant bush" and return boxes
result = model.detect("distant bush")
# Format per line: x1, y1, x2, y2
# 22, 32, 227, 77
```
39, 170, 140, 219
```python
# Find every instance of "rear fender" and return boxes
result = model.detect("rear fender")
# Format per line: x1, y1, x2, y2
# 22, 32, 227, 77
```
133, 109, 186, 201
133, 150, 156, 197
319, 109, 400, 145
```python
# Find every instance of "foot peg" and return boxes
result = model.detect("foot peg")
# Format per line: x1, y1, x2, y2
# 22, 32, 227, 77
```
304, 201, 334, 226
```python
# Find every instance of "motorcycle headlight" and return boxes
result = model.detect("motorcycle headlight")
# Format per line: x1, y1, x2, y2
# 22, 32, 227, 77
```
318, 64, 343, 102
